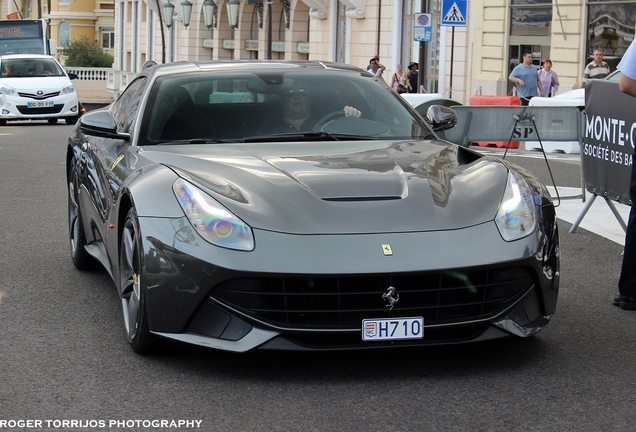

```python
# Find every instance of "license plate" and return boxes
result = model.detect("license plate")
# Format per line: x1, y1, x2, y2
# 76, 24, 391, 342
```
362, 317, 424, 341
27, 101, 54, 108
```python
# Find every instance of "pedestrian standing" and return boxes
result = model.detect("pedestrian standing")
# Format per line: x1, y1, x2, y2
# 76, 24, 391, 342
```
391, 64, 409, 93
538, 59, 559, 97
367, 55, 380, 72
582, 48, 611, 88
407, 62, 418, 93
369, 58, 386, 81
509, 51, 543, 105
613, 40, 636, 309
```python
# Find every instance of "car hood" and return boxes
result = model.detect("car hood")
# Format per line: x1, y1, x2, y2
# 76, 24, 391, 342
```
139, 140, 509, 234
0, 76, 71, 91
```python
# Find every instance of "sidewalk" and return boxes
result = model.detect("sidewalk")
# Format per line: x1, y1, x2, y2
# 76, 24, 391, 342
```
549, 186, 630, 245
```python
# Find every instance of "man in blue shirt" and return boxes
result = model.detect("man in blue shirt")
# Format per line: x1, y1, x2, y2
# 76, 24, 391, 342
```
509, 52, 543, 105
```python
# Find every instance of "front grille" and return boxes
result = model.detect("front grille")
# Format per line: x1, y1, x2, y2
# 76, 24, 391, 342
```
17, 105, 63, 115
214, 267, 535, 329
18, 91, 60, 100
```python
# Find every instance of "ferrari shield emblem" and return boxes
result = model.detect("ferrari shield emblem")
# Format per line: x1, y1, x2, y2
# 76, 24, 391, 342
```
382, 244, 393, 256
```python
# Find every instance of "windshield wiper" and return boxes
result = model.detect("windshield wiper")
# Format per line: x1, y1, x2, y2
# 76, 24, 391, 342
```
156, 138, 232, 145
243, 131, 378, 143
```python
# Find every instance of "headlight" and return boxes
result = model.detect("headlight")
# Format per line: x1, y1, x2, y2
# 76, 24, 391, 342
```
1, 86, 16, 96
495, 170, 536, 241
173, 178, 254, 251
61, 84, 75, 95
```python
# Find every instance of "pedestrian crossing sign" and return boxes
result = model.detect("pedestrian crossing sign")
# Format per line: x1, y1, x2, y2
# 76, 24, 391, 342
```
441, 0, 467, 27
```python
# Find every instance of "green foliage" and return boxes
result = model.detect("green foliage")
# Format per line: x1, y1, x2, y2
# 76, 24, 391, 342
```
63, 36, 113, 68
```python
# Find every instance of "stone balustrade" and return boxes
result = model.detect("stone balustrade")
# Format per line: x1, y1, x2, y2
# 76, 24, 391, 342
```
64, 67, 114, 104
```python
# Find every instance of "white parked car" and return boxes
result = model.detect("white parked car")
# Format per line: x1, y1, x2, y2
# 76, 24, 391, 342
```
0, 54, 81, 125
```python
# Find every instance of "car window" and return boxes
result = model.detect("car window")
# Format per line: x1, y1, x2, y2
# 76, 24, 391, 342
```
111, 76, 147, 134
138, 70, 435, 145
607, 70, 623, 81
0, 57, 64, 77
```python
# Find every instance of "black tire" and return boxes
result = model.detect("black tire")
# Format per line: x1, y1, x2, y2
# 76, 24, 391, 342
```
48, 118, 58, 124
65, 116, 78, 125
0, 119, 6, 126
119, 207, 159, 354
68, 160, 97, 270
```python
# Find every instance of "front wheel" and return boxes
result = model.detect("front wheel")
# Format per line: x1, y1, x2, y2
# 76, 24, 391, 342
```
120, 207, 159, 354
48, 118, 58, 124
68, 159, 97, 270
65, 115, 78, 125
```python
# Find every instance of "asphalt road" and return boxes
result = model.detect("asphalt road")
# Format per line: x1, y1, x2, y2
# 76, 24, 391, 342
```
1, 123, 635, 431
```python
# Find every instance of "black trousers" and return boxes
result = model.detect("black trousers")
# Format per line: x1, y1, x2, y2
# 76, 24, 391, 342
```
619, 157, 636, 296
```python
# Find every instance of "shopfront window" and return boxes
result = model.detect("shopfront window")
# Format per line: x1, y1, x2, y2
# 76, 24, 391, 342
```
510, 0, 552, 37
587, 1, 636, 69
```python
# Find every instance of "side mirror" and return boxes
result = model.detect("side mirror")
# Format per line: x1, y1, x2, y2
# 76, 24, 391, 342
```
79, 110, 130, 141
425, 105, 458, 132
68, 72, 79, 80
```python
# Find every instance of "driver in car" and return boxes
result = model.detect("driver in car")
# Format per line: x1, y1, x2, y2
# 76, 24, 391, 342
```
257, 82, 361, 134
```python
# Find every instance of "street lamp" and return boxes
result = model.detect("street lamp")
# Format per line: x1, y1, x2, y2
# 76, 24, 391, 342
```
163, 0, 194, 29
181, 0, 193, 28
203, 0, 217, 28
163, 1, 175, 28
227, 0, 240, 29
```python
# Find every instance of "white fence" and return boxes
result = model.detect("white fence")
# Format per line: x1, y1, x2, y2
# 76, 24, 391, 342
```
64, 67, 111, 81
64, 67, 114, 104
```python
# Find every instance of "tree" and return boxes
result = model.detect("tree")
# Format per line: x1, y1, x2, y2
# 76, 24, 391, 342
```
63, 36, 114, 68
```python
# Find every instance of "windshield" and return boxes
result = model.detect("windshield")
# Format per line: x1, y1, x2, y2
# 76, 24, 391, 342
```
0, 58, 64, 77
138, 69, 435, 145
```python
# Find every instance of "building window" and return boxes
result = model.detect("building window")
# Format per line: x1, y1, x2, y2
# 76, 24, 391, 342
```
510, 0, 552, 37
587, 1, 635, 67
59, 21, 70, 47
102, 28, 115, 50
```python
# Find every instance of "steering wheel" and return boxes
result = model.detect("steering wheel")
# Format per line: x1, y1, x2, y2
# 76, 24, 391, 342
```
314, 110, 346, 130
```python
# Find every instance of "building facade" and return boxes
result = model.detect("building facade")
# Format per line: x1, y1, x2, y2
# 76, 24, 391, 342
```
471, 0, 635, 96
111, 0, 466, 99
2, 0, 633, 105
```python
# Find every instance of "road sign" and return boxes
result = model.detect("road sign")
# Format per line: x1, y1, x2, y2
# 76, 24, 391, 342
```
413, 13, 432, 42
441, 0, 467, 27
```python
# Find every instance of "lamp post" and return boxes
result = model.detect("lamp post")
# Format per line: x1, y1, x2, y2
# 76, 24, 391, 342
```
162, 0, 194, 62
267, 0, 272, 59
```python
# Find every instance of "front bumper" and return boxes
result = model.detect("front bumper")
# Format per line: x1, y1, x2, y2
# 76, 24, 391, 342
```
137, 208, 559, 352
0, 93, 79, 120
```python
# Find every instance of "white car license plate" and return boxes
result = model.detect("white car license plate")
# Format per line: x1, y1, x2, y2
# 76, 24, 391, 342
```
362, 317, 424, 341
27, 101, 54, 108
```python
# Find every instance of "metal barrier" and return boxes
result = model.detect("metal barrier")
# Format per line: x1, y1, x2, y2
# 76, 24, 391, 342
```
444, 104, 626, 235
445, 105, 583, 147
